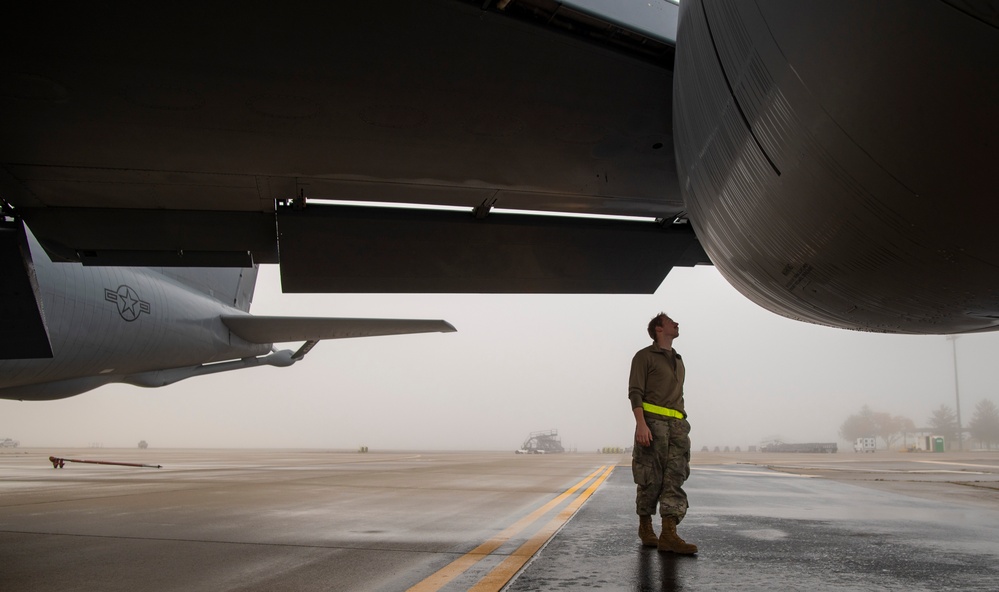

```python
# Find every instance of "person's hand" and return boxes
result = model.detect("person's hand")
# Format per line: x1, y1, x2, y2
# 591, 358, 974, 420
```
635, 423, 652, 447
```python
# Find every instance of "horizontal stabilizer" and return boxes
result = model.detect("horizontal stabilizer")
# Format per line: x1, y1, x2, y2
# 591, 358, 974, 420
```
221, 315, 456, 344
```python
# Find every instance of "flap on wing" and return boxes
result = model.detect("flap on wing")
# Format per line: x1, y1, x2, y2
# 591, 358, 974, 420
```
277, 204, 709, 294
221, 315, 456, 344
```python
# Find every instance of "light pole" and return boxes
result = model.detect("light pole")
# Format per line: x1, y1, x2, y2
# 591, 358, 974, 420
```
947, 336, 964, 451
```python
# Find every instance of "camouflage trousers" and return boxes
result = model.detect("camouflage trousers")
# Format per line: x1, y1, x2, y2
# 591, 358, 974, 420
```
632, 416, 691, 522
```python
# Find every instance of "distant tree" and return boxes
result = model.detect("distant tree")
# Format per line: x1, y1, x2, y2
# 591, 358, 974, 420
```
968, 399, 999, 450
872, 412, 916, 451
840, 406, 915, 450
898, 415, 918, 449
928, 404, 959, 450
839, 405, 878, 443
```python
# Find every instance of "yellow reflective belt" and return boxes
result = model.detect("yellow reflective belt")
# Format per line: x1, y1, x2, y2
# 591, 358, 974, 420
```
642, 402, 685, 420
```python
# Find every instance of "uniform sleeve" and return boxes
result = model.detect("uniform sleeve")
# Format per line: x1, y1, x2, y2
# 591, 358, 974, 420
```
628, 352, 646, 410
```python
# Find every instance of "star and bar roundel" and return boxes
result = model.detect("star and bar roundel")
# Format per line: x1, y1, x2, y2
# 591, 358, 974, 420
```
104, 285, 151, 322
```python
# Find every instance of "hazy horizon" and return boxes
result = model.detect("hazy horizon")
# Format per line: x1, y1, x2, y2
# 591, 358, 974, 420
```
3, 265, 998, 453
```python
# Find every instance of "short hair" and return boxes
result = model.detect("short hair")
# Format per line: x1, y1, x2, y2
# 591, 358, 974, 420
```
647, 313, 668, 339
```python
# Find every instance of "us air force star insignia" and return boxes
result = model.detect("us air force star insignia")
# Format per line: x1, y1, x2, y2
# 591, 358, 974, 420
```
104, 284, 151, 322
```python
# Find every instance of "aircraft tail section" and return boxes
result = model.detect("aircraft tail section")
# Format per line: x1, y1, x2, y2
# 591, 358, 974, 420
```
158, 267, 257, 311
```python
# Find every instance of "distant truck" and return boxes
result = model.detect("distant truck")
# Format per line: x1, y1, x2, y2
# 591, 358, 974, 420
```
853, 437, 876, 453
1, 438, 19, 448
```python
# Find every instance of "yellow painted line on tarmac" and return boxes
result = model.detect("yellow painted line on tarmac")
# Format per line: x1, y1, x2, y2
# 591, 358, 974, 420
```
406, 465, 607, 592
468, 465, 615, 592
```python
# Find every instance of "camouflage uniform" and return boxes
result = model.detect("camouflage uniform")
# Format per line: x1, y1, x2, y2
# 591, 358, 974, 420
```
629, 344, 691, 522
632, 416, 691, 520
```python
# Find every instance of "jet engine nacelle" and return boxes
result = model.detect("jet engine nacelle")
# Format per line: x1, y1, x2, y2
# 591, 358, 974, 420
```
673, 0, 999, 334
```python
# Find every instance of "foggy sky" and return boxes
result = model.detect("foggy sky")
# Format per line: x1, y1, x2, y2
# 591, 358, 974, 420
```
3, 264, 999, 452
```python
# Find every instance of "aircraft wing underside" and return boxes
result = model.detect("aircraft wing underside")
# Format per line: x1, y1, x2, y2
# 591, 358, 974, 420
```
1, 1, 706, 296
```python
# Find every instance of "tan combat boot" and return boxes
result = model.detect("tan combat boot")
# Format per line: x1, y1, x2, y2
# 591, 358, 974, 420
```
658, 516, 698, 554
638, 515, 658, 547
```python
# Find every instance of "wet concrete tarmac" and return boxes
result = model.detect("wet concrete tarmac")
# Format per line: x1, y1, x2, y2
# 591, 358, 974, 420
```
1, 449, 997, 591
508, 460, 999, 591
0, 449, 615, 592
